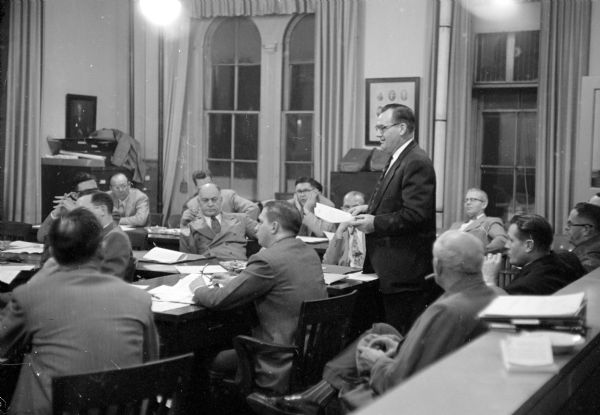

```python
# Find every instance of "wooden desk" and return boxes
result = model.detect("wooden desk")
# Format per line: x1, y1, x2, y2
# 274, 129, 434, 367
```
354, 268, 600, 415
0, 253, 41, 292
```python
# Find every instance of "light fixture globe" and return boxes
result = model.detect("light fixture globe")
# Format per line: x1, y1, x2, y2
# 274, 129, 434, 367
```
140, 0, 182, 26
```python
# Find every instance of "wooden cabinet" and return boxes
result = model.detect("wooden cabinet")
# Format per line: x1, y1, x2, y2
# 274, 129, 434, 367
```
329, 171, 381, 207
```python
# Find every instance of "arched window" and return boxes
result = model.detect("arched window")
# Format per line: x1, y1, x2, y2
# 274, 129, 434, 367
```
206, 18, 261, 199
282, 15, 315, 192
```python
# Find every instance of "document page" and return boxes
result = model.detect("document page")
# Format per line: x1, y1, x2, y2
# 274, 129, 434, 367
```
479, 292, 585, 318
323, 273, 348, 285
141, 247, 186, 264
0, 265, 36, 285
500, 333, 558, 373
314, 203, 353, 223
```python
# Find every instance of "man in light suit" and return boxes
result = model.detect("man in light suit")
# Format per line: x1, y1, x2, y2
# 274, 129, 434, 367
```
0, 208, 158, 415
350, 103, 438, 334
189, 200, 327, 393
180, 183, 258, 260
450, 188, 508, 253
77, 191, 134, 280
323, 191, 366, 268
181, 169, 259, 226
108, 172, 150, 227
248, 230, 498, 415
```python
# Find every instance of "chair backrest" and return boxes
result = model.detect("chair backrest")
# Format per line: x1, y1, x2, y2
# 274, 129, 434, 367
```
149, 213, 164, 227
52, 353, 194, 415
167, 214, 182, 228
127, 230, 147, 250
0, 221, 33, 241
290, 290, 358, 391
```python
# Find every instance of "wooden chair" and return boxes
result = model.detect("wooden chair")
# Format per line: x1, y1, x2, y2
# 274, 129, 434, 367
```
231, 290, 358, 397
149, 213, 164, 226
0, 221, 33, 241
52, 353, 194, 415
127, 230, 147, 251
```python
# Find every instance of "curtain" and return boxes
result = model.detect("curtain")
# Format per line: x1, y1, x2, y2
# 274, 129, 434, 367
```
537, 0, 591, 233
314, 0, 359, 192
161, 18, 193, 222
441, 0, 475, 228
187, 0, 315, 17
3, 0, 42, 223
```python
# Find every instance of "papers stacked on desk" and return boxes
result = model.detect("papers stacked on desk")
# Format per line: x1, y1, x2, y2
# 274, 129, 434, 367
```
139, 247, 211, 264
479, 292, 586, 334
297, 236, 329, 244
148, 274, 199, 312
2, 241, 44, 254
500, 333, 559, 373
0, 264, 37, 285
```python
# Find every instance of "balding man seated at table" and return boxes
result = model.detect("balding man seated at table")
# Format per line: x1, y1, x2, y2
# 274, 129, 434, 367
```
248, 230, 498, 414
180, 183, 257, 260
108, 173, 150, 227
566, 202, 600, 273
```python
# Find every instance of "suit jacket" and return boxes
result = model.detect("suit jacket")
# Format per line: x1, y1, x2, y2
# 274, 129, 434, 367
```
181, 189, 259, 226
572, 234, 600, 273
364, 141, 436, 293
0, 263, 159, 415
323, 229, 366, 268
505, 252, 584, 295
193, 237, 327, 393
179, 212, 257, 260
109, 188, 150, 227
449, 215, 507, 253
99, 222, 133, 280
322, 278, 497, 410
287, 196, 336, 237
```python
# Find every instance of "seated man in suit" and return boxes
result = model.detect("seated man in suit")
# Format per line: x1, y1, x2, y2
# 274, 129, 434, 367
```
181, 169, 259, 226
323, 191, 366, 268
566, 202, 600, 273
108, 173, 150, 227
288, 177, 336, 237
449, 188, 507, 253
248, 230, 498, 414
36, 171, 99, 243
77, 191, 134, 280
180, 183, 258, 260
0, 208, 158, 414
483, 214, 585, 295
189, 200, 328, 393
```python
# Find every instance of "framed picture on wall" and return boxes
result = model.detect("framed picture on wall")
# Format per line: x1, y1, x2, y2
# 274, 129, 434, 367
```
365, 77, 419, 146
65, 94, 97, 139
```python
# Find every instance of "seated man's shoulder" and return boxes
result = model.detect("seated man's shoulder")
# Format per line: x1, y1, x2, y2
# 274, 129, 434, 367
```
131, 187, 149, 200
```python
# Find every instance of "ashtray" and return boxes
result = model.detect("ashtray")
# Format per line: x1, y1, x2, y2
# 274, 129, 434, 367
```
219, 260, 247, 273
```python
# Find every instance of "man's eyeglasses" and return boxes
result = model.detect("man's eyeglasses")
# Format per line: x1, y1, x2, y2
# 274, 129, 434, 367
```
296, 188, 314, 194
464, 198, 484, 203
111, 183, 130, 191
375, 122, 401, 134
566, 221, 593, 229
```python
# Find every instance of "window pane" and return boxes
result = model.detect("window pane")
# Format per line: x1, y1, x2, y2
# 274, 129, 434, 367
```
238, 65, 260, 110
290, 64, 314, 111
476, 33, 506, 82
212, 66, 234, 110
515, 167, 535, 215
482, 90, 518, 110
481, 113, 516, 166
208, 161, 231, 189
516, 112, 536, 166
481, 167, 514, 222
211, 20, 235, 64
234, 114, 258, 159
514, 31, 539, 82
290, 15, 315, 61
285, 163, 313, 193
238, 19, 261, 64
285, 114, 312, 162
520, 89, 537, 109
208, 114, 232, 159
233, 162, 257, 200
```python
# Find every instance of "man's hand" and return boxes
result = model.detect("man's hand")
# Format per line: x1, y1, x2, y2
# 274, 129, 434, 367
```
51, 194, 78, 217
334, 221, 351, 239
350, 214, 375, 234
348, 204, 368, 216
356, 345, 386, 371
188, 275, 205, 292
482, 253, 503, 286
303, 190, 319, 214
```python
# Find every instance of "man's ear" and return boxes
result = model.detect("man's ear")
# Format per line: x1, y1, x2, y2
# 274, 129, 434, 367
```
271, 221, 280, 234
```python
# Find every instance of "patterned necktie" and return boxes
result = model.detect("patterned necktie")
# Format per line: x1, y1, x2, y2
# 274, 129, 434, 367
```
349, 228, 364, 268
368, 156, 393, 209
210, 216, 221, 235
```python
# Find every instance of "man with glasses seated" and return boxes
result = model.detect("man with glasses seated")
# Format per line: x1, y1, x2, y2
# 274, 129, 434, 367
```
36, 171, 99, 243
483, 213, 584, 295
108, 173, 149, 227
566, 202, 600, 273
449, 188, 508, 253
287, 177, 335, 237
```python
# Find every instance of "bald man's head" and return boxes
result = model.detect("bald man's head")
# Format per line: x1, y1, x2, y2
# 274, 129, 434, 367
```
197, 183, 222, 217
433, 230, 485, 288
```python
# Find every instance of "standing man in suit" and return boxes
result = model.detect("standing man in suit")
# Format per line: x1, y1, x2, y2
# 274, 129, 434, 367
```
108, 173, 150, 227
181, 169, 259, 226
180, 183, 258, 260
450, 188, 507, 253
323, 191, 366, 268
350, 103, 438, 334
0, 208, 158, 414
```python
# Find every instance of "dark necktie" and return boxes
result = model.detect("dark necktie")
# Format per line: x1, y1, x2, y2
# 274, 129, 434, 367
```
210, 216, 221, 235
368, 156, 393, 209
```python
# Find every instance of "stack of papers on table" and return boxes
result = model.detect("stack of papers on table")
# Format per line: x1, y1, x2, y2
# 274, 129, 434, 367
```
139, 247, 212, 264
323, 273, 348, 285
2, 241, 44, 254
500, 333, 558, 373
346, 271, 379, 282
479, 292, 586, 333
297, 236, 329, 244
314, 203, 353, 223
0, 264, 37, 285
148, 274, 199, 304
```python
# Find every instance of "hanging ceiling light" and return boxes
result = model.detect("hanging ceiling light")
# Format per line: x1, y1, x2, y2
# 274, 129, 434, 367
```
140, 0, 182, 26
